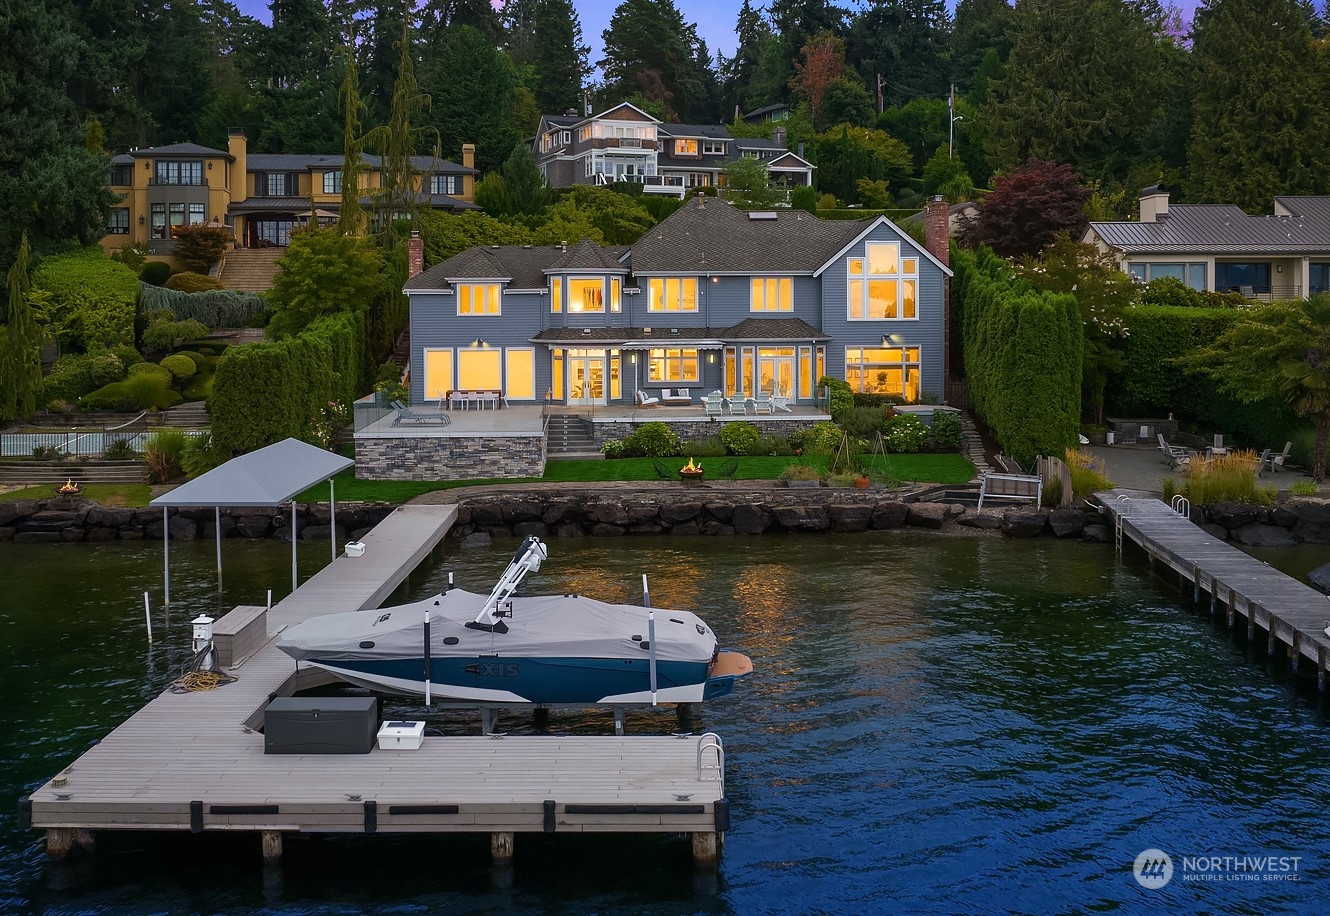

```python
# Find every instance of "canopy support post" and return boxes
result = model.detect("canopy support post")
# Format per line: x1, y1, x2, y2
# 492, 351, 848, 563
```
330, 479, 337, 563
290, 500, 298, 594
215, 506, 223, 592
162, 506, 170, 608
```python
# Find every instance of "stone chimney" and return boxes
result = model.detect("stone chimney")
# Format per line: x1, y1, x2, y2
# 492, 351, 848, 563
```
924, 195, 952, 388
461, 143, 477, 202
1139, 184, 1169, 223
772, 126, 788, 150
227, 129, 247, 204
407, 231, 424, 278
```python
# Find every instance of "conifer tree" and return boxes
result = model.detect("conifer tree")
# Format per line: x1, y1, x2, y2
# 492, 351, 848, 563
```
532, 0, 590, 113
1, 234, 41, 423
369, 19, 432, 247
722, 0, 774, 114
1188, 0, 1329, 210
339, 49, 369, 235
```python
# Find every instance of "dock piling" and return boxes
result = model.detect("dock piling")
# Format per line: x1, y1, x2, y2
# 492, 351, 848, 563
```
691, 831, 719, 867
261, 830, 283, 864
490, 831, 514, 863
45, 828, 73, 861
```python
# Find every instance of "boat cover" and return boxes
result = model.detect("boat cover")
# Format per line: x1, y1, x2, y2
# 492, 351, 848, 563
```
278, 588, 716, 664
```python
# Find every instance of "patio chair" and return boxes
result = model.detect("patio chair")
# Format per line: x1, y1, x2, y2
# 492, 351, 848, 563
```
702, 394, 724, 417
1156, 433, 1192, 468
771, 389, 792, 412
390, 400, 450, 427
651, 458, 677, 479
714, 457, 739, 479
728, 396, 748, 415
752, 392, 773, 414
1264, 441, 1293, 473
636, 390, 660, 408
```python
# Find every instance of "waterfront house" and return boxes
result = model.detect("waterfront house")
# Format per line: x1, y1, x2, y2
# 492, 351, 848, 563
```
402, 195, 953, 410
1083, 187, 1330, 300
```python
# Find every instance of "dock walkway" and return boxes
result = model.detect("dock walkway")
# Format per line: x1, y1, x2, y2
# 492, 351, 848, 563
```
24, 505, 729, 866
1100, 491, 1330, 685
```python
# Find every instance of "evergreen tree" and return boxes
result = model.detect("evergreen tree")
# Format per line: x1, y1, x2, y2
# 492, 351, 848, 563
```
501, 0, 540, 66
983, 0, 1171, 183
722, 0, 774, 115
339, 49, 369, 235
421, 0, 503, 44
368, 19, 432, 247
845, 0, 950, 111
501, 143, 553, 215
423, 26, 522, 173
361, 0, 409, 126
767, 0, 847, 100
949, 0, 1016, 94
600, 0, 712, 121
532, 0, 590, 113
1188, 0, 1329, 210
253, 0, 341, 152
1, 234, 42, 423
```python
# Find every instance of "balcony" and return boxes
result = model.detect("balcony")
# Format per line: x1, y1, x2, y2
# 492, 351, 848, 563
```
148, 177, 207, 187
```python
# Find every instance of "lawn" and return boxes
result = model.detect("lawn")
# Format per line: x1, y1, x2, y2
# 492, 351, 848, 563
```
0, 483, 154, 506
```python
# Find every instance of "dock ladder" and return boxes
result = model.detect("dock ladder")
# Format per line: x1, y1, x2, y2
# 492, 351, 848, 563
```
696, 732, 725, 792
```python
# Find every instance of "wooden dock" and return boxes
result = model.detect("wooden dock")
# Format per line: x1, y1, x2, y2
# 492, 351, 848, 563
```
22, 505, 730, 866
1100, 492, 1330, 686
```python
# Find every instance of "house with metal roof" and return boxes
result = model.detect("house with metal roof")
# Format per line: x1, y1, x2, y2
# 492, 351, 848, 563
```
103, 130, 479, 260
1084, 187, 1330, 300
532, 104, 814, 199
403, 196, 952, 409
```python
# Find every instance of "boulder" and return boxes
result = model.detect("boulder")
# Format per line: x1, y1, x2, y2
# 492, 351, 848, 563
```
1291, 498, 1330, 543
461, 531, 493, 548
1047, 509, 1089, 539
60, 527, 86, 542
659, 500, 704, 525
1201, 522, 1229, 541
468, 500, 505, 527
870, 501, 909, 530
552, 522, 584, 538
501, 497, 545, 524
235, 516, 273, 539
1229, 524, 1297, 547
1082, 524, 1111, 543
700, 520, 737, 536
905, 503, 947, 529
513, 521, 549, 538
703, 501, 735, 524
586, 502, 630, 527
957, 510, 1003, 529
542, 500, 580, 525
828, 504, 873, 532
1268, 505, 1299, 528
0, 501, 34, 526
771, 505, 829, 530
1206, 502, 1260, 530
15, 531, 61, 544
731, 503, 772, 534
669, 521, 702, 537
1002, 508, 1048, 538
86, 527, 119, 542
86, 506, 137, 528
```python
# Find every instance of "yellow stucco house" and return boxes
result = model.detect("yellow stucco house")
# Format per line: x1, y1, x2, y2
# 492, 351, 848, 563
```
102, 130, 478, 262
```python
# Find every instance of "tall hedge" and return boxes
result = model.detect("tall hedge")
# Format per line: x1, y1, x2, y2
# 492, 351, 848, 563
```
210, 311, 361, 454
955, 246, 1082, 466
32, 247, 139, 350
1108, 305, 1304, 449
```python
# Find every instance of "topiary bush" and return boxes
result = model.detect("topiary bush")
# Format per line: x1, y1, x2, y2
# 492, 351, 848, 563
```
623, 421, 680, 457
882, 413, 929, 453
111, 344, 145, 368
128, 361, 173, 382
718, 421, 760, 456
140, 261, 172, 286
40, 351, 126, 405
931, 409, 962, 450
143, 317, 209, 351
159, 353, 198, 381
165, 271, 224, 293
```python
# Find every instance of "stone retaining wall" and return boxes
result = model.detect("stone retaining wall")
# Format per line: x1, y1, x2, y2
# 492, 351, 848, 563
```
1193, 498, 1330, 547
592, 418, 822, 447
354, 434, 546, 480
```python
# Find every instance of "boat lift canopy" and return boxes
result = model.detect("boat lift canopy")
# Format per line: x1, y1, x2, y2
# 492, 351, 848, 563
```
149, 437, 354, 604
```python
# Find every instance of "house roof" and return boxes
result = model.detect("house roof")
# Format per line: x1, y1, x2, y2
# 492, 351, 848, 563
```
630, 196, 871, 273
127, 142, 230, 159
548, 238, 630, 273
1088, 198, 1330, 254
227, 197, 313, 213
658, 124, 730, 140
248, 153, 476, 174
529, 317, 828, 346
742, 103, 789, 120
409, 244, 567, 289
354, 190, 478, 210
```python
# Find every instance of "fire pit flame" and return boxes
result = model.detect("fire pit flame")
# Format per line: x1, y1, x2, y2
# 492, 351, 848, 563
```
58, 479, 81, 494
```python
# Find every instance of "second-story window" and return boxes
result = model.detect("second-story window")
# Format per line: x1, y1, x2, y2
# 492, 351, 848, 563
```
429, 174, 461, 195
847, 242, 918, 320
703, 141, 725, 155
323, 171, 341, 194
750, 277, 793, 312
457, 283, 501, 315
568, 278, 604, 313
649, 278, 698, 312
155, 161, 203, 185
110, 164, 133, 186
107, 208, 130, 234
674, 139, 698, 156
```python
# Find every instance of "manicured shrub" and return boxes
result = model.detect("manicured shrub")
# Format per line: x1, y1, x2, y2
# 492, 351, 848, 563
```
839, 406, 891, 439
143, 317, 209, 351
882, 413, 929, 453
680, 436, 728, 458
817, 376, 854, 418
165, 271, 224, 293
718, 421, 760, 456
931, 410, 962, 450
128, 361, 173, 382
33, 248, 139, 351
623, 421, 680, 458
170, 224, 233, 273
160, 354, 198, 380
851, 392, 905, 409
140, 261, 172, 286
754, 434, 793, 456
139, 284, 268, 328
601, 439, 627, 459
41, 351, 126, 405
799, 421, 845, 455
111, 344, 145, 368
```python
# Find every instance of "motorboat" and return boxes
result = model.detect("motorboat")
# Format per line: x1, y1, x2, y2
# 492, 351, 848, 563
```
276, 537, 753, 705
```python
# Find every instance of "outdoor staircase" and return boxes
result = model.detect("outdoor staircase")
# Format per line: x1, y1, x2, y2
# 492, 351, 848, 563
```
959, 410, 991, 476
0, 460, 148, 485
158, 401, 210, 429
545, 415, 601, 459
217, 247, 285, 292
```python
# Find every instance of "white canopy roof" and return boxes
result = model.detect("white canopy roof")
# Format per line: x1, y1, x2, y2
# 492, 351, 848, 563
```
150, 437, 353, 508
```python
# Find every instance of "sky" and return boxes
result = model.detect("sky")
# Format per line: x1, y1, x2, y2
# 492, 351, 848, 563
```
228, 2, 1214, 72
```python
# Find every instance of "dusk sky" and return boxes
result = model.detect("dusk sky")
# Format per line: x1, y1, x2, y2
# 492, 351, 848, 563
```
228, 2, 1216, 68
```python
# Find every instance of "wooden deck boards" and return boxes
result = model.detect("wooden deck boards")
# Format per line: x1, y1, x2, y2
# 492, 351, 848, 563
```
1098, 491, 1330, 673
27, 503, 728, 851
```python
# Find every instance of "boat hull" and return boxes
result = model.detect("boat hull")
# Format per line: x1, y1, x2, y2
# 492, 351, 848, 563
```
302, 654, 715, 705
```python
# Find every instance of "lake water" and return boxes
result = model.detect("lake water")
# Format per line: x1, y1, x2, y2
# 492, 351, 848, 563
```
1, 532, 1327, 914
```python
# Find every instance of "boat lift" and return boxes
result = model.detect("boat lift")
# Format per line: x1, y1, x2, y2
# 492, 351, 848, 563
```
473, 535, 549, 624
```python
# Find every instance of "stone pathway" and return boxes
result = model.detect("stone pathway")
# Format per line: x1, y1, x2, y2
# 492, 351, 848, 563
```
959, 410, 991, 476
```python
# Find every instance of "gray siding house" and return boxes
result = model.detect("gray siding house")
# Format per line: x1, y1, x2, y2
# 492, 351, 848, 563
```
404, 197, 952, 408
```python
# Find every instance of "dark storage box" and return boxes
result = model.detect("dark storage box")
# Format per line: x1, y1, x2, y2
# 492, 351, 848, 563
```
264, 696, 377, 755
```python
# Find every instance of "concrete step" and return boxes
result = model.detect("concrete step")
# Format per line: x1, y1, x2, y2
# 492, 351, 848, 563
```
0, 461, 148, 484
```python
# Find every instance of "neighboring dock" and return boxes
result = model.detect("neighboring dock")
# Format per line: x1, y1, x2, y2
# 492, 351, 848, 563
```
1099, 492, 1330, 685
22, 505, 730, 867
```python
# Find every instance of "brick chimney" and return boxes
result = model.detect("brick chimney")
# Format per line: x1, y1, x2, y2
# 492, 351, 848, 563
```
924, 195, 952, 390
408, 230, 424, 278
772, 126, 788, 150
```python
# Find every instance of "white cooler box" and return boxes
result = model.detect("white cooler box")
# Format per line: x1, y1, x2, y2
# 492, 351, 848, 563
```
377, 720, 425, 750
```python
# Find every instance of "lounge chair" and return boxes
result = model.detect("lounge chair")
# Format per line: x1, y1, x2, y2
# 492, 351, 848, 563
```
752, 392, 773, 414
636, 390, 660, 408
771, 389, 791, 412
702, 394, 724, 417
391, 400, 450, 427
714, 457, 739, 479
1264, 441, 1293, 473
660, 388, 692, 406
728, 396, 747, 415
1157, 433, 1193, 468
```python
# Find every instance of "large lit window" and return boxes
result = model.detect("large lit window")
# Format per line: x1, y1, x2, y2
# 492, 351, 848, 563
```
845, 347, 921, 400
423, 349, 453, 400
323, 171, 342, 194
610, 277, 621, 313
505, 349, 535, 399
457, 283, 501, 315
674, 139, 698, 155
750, 277, 793, 312
551, 277, 562, 313
847, 242, 918, 320
648, 348, 699, 382
568, 278, 604, 312
648, 277, 698, 312
458, 348, 501, 389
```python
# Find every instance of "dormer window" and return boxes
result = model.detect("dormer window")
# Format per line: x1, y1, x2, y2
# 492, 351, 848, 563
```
703, 141, 725, 155
674, 139, 698, 156
568, 278, 604, 313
